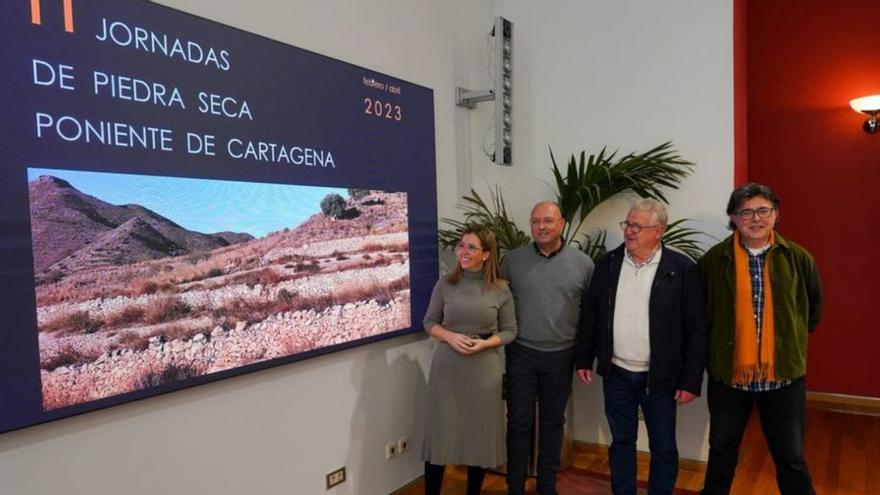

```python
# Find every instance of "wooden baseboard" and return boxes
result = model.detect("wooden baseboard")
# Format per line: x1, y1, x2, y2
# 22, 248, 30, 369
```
806, 391, 880, 415
390, 475, 423, 495
572, 440, 706, 474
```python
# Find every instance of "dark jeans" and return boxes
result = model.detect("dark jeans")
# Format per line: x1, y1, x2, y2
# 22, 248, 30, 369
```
505, 343, 574, 495
702, 377, 814, 495
603, 363, 678, 495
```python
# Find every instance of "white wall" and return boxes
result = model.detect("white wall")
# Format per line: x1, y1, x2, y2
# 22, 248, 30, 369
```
0, 1, 734, 493
466, 0, 733, 234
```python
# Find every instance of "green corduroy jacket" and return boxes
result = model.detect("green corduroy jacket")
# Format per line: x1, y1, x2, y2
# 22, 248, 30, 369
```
698, 232, 823, 383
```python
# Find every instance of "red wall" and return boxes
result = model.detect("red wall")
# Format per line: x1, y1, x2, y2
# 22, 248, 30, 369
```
733, 0, 748, 185
744, 0, 880, 396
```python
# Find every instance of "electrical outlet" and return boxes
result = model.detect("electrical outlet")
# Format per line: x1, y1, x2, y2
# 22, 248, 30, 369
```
397, 435, 408, 454
326, 467, 346, 489
385, 441, 398, 458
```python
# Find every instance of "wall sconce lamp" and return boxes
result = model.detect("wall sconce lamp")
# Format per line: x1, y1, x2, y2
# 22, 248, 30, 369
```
850, 95, 880, 134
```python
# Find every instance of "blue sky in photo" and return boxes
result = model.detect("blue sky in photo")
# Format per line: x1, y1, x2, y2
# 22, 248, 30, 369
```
27, 167, 348, 238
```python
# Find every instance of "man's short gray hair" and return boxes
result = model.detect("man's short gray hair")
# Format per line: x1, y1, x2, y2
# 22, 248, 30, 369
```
629, 198, 668, 227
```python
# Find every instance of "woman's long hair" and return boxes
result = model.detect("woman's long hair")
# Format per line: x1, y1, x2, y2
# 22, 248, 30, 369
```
446, 224, 502, 288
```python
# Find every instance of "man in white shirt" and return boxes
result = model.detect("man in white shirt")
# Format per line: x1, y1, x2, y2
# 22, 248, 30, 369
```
575, 199, 707, 495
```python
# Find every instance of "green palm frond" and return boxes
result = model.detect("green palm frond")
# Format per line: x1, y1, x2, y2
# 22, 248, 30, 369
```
551, 141, 694, 244
573, 229, 608, 262
438, 186, 530, 257
662, 218, 716, 262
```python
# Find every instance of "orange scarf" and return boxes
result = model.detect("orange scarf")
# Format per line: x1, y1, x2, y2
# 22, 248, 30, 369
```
732, 230, 776, 385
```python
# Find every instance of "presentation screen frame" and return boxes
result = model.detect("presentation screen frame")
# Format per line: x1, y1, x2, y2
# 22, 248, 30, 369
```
0, 0, 438, 433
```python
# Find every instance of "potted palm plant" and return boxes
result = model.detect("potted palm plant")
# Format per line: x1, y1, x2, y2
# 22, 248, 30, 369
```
439, 141, 711, 261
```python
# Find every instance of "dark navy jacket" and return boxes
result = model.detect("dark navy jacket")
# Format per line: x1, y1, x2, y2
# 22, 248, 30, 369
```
575, 243, 708, 395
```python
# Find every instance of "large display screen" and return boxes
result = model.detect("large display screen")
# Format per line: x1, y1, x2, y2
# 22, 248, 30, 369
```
0, 0, 437, 433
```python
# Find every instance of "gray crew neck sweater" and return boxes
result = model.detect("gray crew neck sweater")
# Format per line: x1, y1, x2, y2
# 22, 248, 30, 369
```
500, 244, 594, 352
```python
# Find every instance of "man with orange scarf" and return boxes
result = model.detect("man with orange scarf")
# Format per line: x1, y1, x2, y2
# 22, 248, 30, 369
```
699, 183, 823, 495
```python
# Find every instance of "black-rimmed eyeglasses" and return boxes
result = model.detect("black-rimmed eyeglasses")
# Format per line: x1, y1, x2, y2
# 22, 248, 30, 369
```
735, 207, 775, 220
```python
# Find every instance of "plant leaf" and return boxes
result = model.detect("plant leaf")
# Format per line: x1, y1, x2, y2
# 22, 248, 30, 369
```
552, 141, 694, 244
438, 186, 530, 259
662, 218, 716, 261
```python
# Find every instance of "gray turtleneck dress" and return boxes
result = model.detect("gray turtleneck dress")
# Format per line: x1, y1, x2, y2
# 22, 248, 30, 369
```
421, 269, 517, 468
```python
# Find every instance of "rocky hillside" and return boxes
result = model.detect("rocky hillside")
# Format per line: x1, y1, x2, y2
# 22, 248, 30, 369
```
277, 190, 408, 246
28, 175, 253, 282
33, 186, 412, 410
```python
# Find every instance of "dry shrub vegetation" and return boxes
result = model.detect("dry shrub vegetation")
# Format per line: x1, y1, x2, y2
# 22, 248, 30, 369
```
37, 272, 180, 306
362, 241, 408, 253
225, 267, 286, 287
151, 323, 207, 342
42, 344, 102, 370
36, 238, 408, 306
109, 330, 151, 352
137, 363, 200, 389
40, 248, 408, 334
42, 310, 103, 335
208, 274, 409, 328
43, 296, 194, 335
105, 306, 145, 327
40, 272, 409, 368
38, 231, 411, 374
143, 296, 192, 324
293, 261, 321, 273
132, 279, 177, 296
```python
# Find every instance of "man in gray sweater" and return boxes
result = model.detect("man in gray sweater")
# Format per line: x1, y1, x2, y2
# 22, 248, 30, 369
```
501, 201, 594, 495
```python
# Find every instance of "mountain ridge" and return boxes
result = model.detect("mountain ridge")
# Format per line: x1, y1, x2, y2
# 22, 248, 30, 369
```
28, 174, 254, 279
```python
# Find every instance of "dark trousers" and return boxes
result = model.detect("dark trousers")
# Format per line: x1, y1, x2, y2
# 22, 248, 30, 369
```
505, 343, 574, 495
603, 364, 679, 495
424, 463, 486, 495
702, 377, 814, 495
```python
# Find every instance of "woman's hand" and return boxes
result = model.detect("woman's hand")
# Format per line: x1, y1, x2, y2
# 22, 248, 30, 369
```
444, 332, 477, 354
430, 326, 500, 355
463, 335, 501, 354
466, 338, 491, 354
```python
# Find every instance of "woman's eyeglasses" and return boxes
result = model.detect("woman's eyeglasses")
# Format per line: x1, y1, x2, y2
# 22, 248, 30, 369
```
456, 242, 483, 254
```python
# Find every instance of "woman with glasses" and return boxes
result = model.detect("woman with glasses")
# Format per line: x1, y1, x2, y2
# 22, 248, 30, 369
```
421, 224, 517, 495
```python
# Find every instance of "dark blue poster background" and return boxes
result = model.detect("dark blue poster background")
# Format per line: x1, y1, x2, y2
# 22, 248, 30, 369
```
0, 0, 437, 433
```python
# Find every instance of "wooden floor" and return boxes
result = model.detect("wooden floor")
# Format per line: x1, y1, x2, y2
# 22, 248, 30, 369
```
396, 404, 880, 494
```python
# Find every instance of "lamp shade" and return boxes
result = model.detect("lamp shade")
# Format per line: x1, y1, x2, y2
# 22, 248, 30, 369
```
850, 94, 880, 114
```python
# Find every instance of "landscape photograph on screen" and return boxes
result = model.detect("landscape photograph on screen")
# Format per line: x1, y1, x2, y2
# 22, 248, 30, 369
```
29, 168, 410, 410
